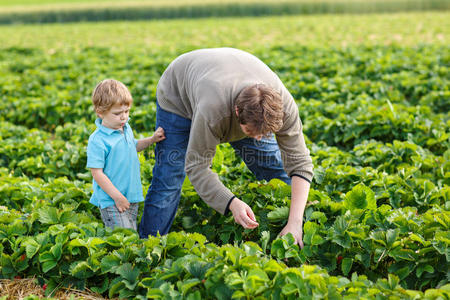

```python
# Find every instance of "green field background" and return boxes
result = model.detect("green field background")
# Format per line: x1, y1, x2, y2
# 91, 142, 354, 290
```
0, 13, 448, 50
0, 0, 448, 24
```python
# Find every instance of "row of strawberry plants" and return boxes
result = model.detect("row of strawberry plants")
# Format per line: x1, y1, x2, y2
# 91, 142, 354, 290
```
300, 97, 448, 154
0, 121, 90, 181
0, 43, 448, 298
2, 114, 447, 184
1, 46, 448, 147
0, 120, 158, 182
1, 159, 448, 292
174, 176, 449, 290
1, 206, 449, 299
268, 45, 448, 109
1, 132, 446, 214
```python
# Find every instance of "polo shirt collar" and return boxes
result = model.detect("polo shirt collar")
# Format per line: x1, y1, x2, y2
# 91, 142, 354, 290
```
95, 118, 130, 135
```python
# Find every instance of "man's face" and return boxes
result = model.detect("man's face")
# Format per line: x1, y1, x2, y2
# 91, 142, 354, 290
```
236, 105, 264, 141
240, 124, 264, 141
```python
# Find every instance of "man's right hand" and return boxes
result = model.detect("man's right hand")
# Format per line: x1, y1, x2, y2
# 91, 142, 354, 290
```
115, 197, 130, 213
229, 198, 259, 229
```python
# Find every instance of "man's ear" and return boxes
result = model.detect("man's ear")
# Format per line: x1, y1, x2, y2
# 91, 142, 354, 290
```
235, 106, 239, 117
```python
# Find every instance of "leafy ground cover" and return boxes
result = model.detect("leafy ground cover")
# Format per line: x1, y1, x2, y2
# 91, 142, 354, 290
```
0, 13, 447, 51
0, 12, 449, 299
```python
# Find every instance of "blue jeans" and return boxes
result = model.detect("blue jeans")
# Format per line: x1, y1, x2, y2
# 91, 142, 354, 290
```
138, 103, 290, 238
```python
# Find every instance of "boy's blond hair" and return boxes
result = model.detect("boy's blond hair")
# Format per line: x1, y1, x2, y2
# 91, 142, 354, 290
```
235, 84, 284, 135
92, 79, 132, 113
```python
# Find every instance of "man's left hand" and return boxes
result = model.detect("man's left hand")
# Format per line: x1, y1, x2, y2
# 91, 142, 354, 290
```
280, 221, 304, 248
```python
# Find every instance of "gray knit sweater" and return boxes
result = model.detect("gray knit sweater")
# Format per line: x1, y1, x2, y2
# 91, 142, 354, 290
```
156, 48, 313, 214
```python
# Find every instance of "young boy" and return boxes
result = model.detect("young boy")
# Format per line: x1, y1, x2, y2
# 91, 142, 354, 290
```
87, 79, 165, 230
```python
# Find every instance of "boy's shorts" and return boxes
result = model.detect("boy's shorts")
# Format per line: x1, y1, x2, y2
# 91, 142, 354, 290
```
100, 203, 139, 231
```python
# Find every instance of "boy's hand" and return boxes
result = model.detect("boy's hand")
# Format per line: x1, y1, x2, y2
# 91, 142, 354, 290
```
115, 196, 130, 213
152, 127, 166, 143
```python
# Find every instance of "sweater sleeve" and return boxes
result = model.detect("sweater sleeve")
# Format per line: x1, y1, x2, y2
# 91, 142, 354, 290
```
185, 112, 235, 215
276, 99, 314, 182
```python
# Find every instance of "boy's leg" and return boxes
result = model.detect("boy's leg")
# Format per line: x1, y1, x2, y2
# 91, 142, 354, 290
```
100, 205, 135, 230
126, 203, 140, 231
138, 102, 191, 238
229, 135, 291, 184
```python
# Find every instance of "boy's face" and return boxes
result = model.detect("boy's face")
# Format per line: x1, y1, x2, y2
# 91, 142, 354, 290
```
97, 103, 130, 130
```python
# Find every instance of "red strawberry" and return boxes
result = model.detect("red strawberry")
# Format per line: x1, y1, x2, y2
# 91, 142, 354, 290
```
337, 256, 344, 264
43, 284, 48, 291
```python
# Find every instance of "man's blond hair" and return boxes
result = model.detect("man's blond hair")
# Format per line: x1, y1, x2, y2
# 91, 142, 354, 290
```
235, 84, 284, 135
92, 79, 132, 113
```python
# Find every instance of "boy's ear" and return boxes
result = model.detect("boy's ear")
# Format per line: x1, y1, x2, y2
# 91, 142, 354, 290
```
95, 109, 103, 119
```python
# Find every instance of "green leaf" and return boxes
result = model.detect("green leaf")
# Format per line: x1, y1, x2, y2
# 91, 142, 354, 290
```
344, 184, 376, 210
182, 216, 196, 229
393, 266, 410, 280
59, 210, 78, 223
247, 268, 269, 282
177, 278, 201, 295
268, 178, 288, 189
387, 274, 400, 289
109, 281, 125, 299
260, 231, 270, 253
309, 211, 327, 224
38, 207, 59, 224
70, 261, 94, 279
24, 239, 40, 258
341, 258, 353, 276
409, 233, 426, 245
50, 243, 62, 261
232, 290, 246, 299
146, 289, 164, 298
184, 260, 210, 279
116, 263, 140, 284
226, 273, 243, 286
100, 255, 121, 273
386, 229, 399, 248
186, 291, 202, 300
416, 264, 435, 277
39, 252, 54, 263
282, 283, 298, 295
42, 260, 57, 273
267, 206, 289, 222
303, 221, 318, 245
90, 279, 109, 294
263, 259, 283, 273
389, 249, 416, 261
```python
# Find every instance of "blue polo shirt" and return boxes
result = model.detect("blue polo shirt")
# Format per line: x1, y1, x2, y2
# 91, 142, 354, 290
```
86, 118, 144, 209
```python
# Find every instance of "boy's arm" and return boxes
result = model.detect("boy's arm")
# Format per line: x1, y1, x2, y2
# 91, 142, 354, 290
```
136, 127, 166, 152
90, 168, 130, 212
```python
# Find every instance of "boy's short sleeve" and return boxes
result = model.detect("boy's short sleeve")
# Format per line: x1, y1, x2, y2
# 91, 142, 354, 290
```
86, 137, 107, 169
134, 138, 138, 147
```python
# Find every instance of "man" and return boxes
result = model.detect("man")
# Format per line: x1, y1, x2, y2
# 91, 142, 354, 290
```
139, 48, 313, 247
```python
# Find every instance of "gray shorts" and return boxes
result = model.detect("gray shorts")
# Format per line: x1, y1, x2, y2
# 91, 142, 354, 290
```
100, 203, 139, 231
